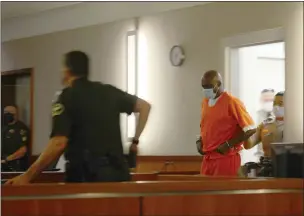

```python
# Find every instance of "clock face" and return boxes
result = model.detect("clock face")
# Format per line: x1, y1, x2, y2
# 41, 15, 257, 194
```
170, 45, 185, 67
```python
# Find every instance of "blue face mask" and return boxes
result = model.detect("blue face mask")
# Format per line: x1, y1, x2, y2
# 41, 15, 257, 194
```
203, 84, 221, 99
203, 88, 216, 99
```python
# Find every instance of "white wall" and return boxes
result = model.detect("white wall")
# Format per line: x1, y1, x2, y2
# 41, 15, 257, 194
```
284, 2, 304, 143
136, 2, 299, 155
1, 2, 303, 155
2, 20, 136, 154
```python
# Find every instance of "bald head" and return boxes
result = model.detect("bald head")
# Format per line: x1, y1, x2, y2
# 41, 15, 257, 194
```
201, 70, 224, 99
201, 70, 223, 88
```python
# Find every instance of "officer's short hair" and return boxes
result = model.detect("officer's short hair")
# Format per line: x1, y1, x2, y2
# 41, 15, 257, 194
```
4, 104, 19, 110
64, 51, 89, 78
275, 91, 284, 96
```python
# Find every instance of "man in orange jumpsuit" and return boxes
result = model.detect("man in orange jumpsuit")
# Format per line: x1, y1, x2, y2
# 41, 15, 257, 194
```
200, 70, 256, 176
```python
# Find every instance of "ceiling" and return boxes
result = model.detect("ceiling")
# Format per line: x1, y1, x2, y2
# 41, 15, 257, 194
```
1, 2, 82, 19
1, 2, 209, 42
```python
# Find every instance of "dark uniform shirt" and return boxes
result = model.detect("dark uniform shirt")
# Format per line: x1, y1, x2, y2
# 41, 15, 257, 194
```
2, 121, 29, 157
2, 121, 30, 171
50, 78, 137, 170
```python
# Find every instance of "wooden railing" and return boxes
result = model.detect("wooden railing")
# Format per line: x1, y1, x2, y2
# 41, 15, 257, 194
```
2, 178, 303, 216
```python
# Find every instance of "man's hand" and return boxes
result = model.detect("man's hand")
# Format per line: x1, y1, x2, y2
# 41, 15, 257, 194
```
245, 129, 257, 138
130, 143, 138, 153
196, 136, 204, 155
216, 142, 230, 155
5, 173, 32, 185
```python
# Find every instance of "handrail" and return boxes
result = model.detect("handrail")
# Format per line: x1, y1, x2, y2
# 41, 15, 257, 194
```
2, 179, 303, 197
3, 188, 302, 200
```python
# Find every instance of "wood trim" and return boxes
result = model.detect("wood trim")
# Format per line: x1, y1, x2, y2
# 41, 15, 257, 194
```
29, 69, 34, 157
1, 68, 32, 76
29, 155, 39, 164
3, 179, 303, 196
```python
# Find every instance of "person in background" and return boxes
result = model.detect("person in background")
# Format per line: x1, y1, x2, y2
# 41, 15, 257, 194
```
257, 89, 275, 123
255, 89, 275, 158
241, 91, 285, 177
6, 51, 151, 185
1, 105, 30, 171
247, 91, 285, 157
199, 70, 256, 176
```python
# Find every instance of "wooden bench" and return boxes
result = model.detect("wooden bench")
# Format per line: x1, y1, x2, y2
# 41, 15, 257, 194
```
2, 179, 303, 216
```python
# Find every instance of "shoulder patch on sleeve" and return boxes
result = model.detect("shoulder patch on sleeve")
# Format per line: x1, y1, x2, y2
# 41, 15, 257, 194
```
52, 103, 65, 117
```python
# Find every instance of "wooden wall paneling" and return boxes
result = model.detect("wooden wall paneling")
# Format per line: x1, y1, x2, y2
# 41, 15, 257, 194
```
2, 179, 303, 216
142, 192, 303, 216
28, 155, 203, 173
2, 197, 140, 216
157, 174, 241, 181
136, 156, 202, 172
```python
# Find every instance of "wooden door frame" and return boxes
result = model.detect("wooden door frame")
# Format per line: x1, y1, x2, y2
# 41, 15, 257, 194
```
1, 68, 34, 157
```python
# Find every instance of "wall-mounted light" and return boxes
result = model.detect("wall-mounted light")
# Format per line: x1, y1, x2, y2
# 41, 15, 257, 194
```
126, 31, 137, 139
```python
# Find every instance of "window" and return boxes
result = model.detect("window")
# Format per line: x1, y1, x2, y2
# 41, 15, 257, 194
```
127, 31, 137, 139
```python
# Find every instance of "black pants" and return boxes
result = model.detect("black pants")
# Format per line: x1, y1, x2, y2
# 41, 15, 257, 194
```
65, 157, 131, 183
1, 158, 27, 172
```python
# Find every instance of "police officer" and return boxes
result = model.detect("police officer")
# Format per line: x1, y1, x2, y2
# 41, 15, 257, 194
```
242, 91, 285, 177
255, 88, 275, 158
6, 51, 151, 185
257, 89, 275, 124
1, 105, 30, 171
258, 91, 284, 157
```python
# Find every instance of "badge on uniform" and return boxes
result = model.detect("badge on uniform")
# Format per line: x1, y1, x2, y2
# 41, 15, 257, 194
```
262, 128, 272, 137
8, 129, 15, 134
20, 129, 26, 135
22, 136, 27, 142
52, 103, 65, 117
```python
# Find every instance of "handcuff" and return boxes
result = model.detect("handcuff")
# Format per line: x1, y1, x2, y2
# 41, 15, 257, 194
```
225, 141, 234, 148
216, 141, 234, 154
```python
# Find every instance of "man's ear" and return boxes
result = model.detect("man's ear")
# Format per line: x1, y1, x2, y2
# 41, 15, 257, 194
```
218, 81, 224, 91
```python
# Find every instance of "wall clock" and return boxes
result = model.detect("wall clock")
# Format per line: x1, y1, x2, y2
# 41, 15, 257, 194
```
169, 45, 185, 67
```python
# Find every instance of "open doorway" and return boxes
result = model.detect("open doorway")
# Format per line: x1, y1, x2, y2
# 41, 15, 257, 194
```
229, 42, 285, 164
1, 68, 34, 157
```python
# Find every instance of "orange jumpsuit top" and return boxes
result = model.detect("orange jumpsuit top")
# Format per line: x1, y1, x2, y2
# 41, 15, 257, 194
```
200, 92, 255, 159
